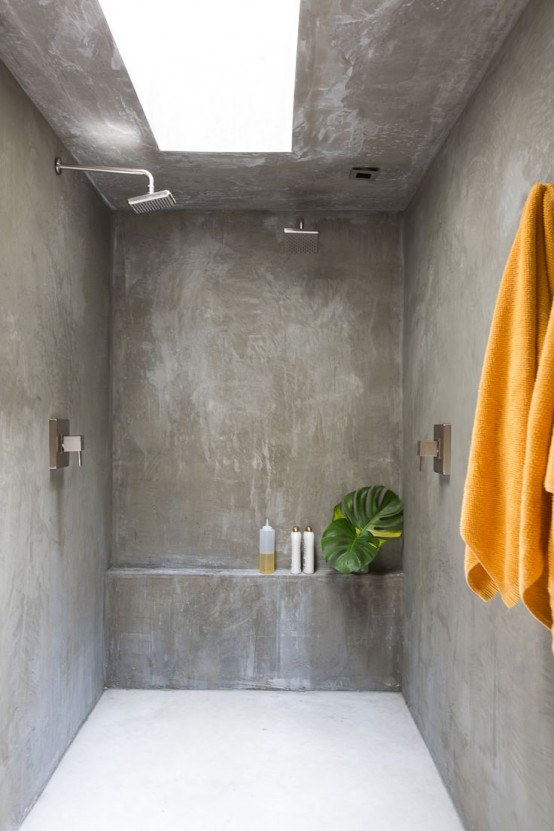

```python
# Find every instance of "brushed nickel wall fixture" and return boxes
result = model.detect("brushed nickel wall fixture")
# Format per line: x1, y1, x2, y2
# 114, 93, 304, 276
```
49, 419, 84, 469
417, 423, 451, 475
54, 158, 176, 213
283, 219, 319, 254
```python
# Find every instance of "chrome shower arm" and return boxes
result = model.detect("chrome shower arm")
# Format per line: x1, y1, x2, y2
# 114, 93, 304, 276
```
54, 157, 155, 194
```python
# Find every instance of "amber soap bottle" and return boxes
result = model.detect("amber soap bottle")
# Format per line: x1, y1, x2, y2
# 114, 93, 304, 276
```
259, 519, 275, 574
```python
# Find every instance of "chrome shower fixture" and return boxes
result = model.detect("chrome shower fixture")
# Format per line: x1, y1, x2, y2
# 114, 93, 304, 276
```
127, 190, 176, 213
54, 157, 176, 213
283, 218, 319, 254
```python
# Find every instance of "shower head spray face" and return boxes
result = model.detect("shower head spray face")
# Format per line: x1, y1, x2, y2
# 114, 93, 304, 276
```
283, 219, 319, 254
128, 190, 177, 213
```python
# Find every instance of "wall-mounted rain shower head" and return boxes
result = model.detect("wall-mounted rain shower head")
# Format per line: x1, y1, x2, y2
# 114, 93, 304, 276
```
283, 218, 319, 254
128, 190, 176, 214
54, 158, 176, 213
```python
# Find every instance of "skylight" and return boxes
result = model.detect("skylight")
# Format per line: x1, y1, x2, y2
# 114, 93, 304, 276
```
98, 0, 301, 153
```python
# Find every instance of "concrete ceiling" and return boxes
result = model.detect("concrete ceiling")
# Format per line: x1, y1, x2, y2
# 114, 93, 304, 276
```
0, 0, 530, 212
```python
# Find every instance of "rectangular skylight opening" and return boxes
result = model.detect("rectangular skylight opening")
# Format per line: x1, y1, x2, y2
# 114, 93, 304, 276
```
98, 0, 301, 153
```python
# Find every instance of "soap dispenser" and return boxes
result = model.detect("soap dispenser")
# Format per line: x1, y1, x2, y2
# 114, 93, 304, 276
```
259, 519, 275, 574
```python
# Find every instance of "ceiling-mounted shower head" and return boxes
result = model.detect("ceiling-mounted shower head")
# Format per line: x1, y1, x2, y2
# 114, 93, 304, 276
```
54, 158, 176, 213
283, 218, 319, 254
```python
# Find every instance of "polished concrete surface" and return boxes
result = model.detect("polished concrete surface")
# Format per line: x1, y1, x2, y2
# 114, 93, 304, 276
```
108, 211, 404, 695
402, 0, 554, 828
111, 212, 403, 572
106, 570, 403, 690
0, 59, 111, 831
20, 691, 463, 831
0, 1, 530, 211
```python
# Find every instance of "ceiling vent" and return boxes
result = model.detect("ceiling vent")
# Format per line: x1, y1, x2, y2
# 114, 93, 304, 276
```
349, 166, 380, 180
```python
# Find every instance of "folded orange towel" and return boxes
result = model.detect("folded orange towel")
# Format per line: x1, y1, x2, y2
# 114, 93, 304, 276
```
461, 183, 554, 633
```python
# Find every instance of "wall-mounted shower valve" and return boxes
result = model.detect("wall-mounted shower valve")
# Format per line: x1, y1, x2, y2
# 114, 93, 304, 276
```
62, 434, 84, 467
417, 439, 439, 470
49, 419, 84, 469
417, 424, 451, 475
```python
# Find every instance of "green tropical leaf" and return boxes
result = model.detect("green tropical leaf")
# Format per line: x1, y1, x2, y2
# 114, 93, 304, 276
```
340, 486, 403, 540
332, 502, 344, 521
321, 486, 403, 574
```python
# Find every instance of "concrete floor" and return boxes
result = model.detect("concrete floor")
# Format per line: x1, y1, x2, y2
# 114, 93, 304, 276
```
20, 691, 463, 831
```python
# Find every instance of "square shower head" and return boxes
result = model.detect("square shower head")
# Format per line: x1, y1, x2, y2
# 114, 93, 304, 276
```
128, 190, 176, 213
283, 219, 319, 254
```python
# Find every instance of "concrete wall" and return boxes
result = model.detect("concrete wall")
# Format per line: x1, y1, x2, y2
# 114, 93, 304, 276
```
402, 0, 554, 828
0, 63, 111, 831
109, 211, 403, 689
112, 211, 403, 569
106, 570, 403, 690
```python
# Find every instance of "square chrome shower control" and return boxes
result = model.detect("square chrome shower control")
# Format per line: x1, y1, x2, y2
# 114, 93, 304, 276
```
49, 418, 84, 469
417, 423, 451, 475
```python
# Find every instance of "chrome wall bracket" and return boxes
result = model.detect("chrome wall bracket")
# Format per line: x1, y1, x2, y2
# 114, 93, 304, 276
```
49, 418, 84, 469
417, 423, 451, 475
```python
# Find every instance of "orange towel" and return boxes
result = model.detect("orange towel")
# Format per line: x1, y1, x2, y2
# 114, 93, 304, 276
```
461, 183, 554, 633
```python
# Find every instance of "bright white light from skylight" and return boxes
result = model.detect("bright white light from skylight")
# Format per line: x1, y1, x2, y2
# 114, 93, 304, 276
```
98, 0, 301, 153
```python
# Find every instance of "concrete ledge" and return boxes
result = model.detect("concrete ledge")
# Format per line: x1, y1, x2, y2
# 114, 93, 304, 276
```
106, 569, 403, 691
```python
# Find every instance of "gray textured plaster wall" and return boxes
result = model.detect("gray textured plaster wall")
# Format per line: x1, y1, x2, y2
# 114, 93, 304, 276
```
402, 0, 554, 828
0, 62, 111, 831
112, 212, 403, 571
108, 211, 403, 691
106, 570, 403, 691
0, 0, 531, 212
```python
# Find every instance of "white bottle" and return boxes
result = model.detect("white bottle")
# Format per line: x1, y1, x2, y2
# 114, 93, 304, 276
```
259, 519, 275, 574
303, 526, 315, 574
291, 526, 302, 574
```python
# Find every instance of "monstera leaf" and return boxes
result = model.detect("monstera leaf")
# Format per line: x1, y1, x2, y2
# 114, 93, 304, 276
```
322, 486, 403, 574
